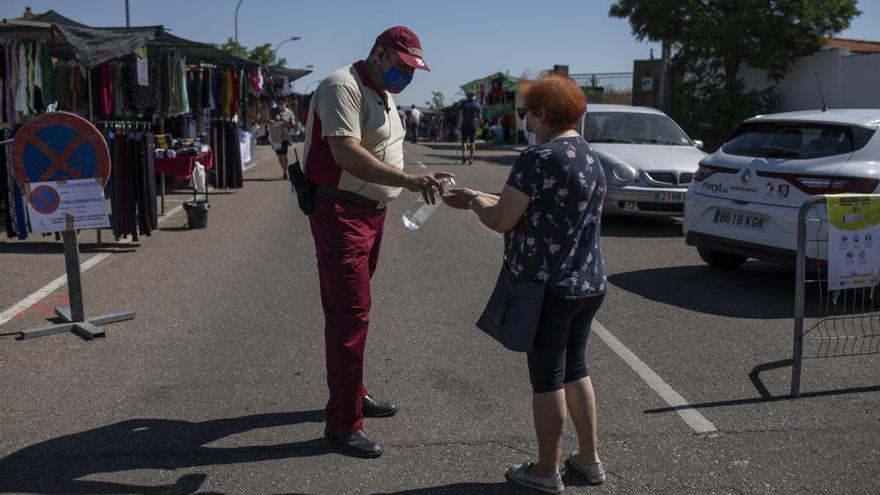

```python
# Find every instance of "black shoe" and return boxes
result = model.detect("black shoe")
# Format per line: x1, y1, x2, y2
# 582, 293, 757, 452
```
362, 394, 399, 418
324, 428, 384, 458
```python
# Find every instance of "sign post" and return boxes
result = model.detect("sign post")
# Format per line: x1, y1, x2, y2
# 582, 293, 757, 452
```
11, 112, 135, 340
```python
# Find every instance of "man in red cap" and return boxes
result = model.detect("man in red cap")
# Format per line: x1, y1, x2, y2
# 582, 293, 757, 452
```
300, 26, 452, 458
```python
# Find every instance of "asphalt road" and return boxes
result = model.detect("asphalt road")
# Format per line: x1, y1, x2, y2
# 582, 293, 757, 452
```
1, 142, 878, 495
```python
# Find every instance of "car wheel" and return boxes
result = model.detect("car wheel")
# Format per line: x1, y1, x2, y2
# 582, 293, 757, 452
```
697, 247, 748, 270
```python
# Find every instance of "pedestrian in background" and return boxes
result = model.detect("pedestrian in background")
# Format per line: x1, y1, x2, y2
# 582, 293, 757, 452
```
458, 91, 482, 164
444, 72, 607, 493
269, 100, 294, 180
300, 26, 452, 459
408, 104, 422, 143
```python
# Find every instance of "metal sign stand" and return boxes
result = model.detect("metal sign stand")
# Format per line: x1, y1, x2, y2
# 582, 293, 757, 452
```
19, 215, 135, 340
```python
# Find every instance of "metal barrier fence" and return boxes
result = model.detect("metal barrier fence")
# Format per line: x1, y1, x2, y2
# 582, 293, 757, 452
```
569, 72, 633, 105
793, 195, 880, 396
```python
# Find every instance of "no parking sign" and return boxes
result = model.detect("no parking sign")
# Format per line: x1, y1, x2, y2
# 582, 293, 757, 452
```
11, 112, 111, 233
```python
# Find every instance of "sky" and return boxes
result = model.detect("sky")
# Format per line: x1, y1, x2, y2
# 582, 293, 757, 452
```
2, 0, 879, 108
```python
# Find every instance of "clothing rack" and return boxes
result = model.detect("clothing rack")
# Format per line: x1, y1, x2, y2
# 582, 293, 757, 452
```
95, 120, 153, 132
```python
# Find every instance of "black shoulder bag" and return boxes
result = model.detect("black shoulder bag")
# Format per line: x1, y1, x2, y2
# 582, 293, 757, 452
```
475, 205, 590, 353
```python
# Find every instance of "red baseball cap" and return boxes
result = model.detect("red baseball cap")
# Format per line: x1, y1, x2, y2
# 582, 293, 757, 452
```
375, 26, 430, 71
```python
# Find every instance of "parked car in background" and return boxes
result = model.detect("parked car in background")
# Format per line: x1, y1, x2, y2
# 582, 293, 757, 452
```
581, 104, 707, 217
683, 109, 880, 269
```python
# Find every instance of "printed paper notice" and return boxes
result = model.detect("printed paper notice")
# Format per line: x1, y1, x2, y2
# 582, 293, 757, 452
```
25, 180, 110, 233
827, 194, 880, 289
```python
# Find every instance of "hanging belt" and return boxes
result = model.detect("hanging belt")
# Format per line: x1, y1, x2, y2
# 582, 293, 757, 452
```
314, 184, 387, 210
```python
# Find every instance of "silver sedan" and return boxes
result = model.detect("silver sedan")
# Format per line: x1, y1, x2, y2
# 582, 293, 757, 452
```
582, 104, 707, 217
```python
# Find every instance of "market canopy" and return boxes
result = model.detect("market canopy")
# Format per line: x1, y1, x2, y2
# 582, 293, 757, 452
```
460, 72, 520, 94
1, 10, 253, 69
264, 66, 313, 82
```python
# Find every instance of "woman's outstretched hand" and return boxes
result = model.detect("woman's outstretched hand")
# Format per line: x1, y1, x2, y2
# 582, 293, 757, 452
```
443, 188, 478, 210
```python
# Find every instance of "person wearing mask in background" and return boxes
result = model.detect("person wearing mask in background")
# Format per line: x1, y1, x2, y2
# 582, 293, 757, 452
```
458, 91, 482, 165
300, 26, 453, 459
269, 100, 295, 180
443, 73, 607, 493
408, 104, 422, 143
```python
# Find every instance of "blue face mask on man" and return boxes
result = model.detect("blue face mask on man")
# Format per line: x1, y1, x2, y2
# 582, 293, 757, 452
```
380, 51, 413, 94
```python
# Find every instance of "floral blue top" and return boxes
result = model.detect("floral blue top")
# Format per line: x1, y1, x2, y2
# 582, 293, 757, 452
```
504, 135, 607, 299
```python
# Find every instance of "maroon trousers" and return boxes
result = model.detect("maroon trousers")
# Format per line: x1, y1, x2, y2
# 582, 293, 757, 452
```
309, 197, 386, 433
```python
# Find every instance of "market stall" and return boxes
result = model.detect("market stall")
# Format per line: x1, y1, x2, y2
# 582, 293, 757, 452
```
459, 72, 521, 144
0, 10, 255, 240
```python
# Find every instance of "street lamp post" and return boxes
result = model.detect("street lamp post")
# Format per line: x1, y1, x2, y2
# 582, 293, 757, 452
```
234, 0, 244, 57
272, 36, 301, 63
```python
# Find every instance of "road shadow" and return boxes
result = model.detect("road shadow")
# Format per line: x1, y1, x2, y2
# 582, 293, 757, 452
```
0, 410, 327, 495
375, 482, 533, 495
644, 359, 880, 415
374, 473, 605, 494
601, 215, 683, 238
608, 262, 797, 319
0, 241, 137, 255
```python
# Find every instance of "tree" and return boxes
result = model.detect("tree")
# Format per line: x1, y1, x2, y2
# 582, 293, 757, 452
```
609, 0, 860, 143
426, 91, 447, 137
426, 91, 445, 115
217, 38, 287, 67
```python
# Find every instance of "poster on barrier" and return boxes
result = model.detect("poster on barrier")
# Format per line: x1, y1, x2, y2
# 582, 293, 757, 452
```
827, 195, 880, 289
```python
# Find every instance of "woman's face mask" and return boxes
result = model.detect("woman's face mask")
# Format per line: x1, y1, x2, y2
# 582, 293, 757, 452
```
379, 50, 413, 94
522, 112, 539, 146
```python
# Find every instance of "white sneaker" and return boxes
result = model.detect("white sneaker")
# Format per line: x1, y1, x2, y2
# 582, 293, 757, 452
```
567, 454, 606, 484
505, 463, 564, 494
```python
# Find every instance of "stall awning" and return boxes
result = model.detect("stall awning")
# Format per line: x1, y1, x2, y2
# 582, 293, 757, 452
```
264, 66, 313, 82
1, 10, 253, 68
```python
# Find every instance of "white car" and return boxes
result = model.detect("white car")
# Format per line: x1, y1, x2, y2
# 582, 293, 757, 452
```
684, 109, 880, 269
582, 104, 707, 216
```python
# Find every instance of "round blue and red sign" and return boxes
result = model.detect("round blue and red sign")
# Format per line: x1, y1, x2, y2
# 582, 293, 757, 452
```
29, 184, 61, 214
11, 112, 111, 187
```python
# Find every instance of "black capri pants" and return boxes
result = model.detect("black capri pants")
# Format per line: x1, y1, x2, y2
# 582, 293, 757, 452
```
527, 291, 605, 393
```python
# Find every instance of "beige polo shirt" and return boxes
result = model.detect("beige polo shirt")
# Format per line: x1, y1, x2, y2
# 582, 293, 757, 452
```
303, 62, 406, 203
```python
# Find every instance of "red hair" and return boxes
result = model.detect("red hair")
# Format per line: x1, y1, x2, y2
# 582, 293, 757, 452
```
520, 73, 586, 129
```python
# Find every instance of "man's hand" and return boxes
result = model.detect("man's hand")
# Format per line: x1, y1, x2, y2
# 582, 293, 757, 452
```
443, 187, 479, 210
404, 172, 455, 205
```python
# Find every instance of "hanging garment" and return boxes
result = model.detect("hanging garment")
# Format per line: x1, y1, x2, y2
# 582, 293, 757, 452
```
15, 44, 28, 116
4, 45, 12, 124
230, 70, 240, 117
210, 120, 243, 189
40, 43, 54, 107
33, 44, 42, 106
27, 43, 35, 113
177, 55, 189, 116
100, 63, 113, 117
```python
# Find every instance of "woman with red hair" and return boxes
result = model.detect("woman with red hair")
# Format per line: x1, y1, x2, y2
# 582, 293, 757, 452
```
445, 73, 607, 493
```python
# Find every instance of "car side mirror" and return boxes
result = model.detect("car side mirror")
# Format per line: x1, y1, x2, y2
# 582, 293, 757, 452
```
693, 140, 704, 150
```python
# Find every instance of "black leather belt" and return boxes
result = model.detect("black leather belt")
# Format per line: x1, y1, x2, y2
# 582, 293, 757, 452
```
314, 184, 386, 210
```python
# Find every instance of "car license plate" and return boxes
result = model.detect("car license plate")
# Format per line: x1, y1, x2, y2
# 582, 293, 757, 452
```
655, 192, 685, 203
713, 209, 768, 231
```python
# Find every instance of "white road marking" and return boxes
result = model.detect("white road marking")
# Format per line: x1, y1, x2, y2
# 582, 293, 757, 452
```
0, 253, 110, 328
417, 161, 427, 169
0, 152, 275, 330
591, 320, 718, 433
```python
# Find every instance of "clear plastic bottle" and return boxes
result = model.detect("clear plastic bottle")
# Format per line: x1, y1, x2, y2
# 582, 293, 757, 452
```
402, 177, 455, 230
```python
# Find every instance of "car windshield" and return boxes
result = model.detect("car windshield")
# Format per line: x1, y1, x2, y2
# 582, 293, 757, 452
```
585, 112, 692, 146
723, 122, 876, 159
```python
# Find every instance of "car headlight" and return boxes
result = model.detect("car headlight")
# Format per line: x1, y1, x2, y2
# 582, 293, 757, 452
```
612, 163, 637, 183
